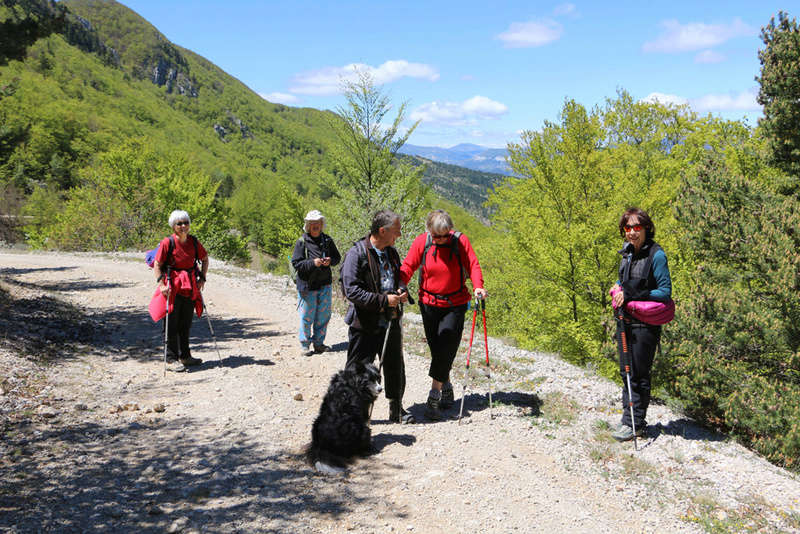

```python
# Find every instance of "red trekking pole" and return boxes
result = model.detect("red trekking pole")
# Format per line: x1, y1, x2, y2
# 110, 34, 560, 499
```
457, 297, 479, 424
458, 296, 492, 423
479, 297, 493, 420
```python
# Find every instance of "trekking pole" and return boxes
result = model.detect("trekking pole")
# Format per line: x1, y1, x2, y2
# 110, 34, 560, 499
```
200, 294, 223, 365
162, 267, 171, 378
458, 296, 480, 424
479, 297, 493, 420
368, 313, 394, 420
616, 307, 637, 451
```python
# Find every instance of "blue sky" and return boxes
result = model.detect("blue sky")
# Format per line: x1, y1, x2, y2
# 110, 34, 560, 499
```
119, 1, 787, 148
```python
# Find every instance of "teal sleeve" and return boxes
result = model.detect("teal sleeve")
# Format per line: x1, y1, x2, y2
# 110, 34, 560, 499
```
649, 250, 672, 301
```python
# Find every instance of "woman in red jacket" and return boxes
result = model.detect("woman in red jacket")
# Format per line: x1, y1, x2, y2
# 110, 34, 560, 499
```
153, 210, 209, 372
400, 209, 486, 420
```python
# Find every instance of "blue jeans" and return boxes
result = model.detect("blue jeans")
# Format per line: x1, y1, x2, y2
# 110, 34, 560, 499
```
297, 285, 332, 348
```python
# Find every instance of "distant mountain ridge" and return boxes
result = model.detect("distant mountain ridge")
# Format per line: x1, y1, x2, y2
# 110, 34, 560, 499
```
399, 143, 511, 175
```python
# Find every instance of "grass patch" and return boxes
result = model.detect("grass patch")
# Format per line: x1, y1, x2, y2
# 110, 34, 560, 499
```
682, 491, 800, 533
538, 391, 579, 425
591, 419, 617, 444
620, 453, 654, 478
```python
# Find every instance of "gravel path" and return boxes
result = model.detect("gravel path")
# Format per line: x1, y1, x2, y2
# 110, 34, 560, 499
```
1, 250, 799, 534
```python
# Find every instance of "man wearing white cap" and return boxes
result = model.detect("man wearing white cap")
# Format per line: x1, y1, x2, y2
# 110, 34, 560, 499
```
291, 210, 341, 356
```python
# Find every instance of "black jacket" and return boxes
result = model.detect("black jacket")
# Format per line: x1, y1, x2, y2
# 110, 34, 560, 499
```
341, 236, 408, 332
291, 232, 341, 291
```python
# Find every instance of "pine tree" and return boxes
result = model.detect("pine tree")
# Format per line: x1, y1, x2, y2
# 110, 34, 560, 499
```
757, 11, 800, 180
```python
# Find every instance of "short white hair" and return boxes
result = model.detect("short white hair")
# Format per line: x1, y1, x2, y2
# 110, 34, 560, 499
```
168, 210, 190, 227
426, 209, 453, 235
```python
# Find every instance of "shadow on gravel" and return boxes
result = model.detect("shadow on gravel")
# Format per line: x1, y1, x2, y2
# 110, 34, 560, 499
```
202, 355, 276, 370
0, 279, 284, 368
372, 432, 417, 451
0, 265, 78, 276
401, 390, 541, 424
0, 417, 373, 533
651, 418, 726, 443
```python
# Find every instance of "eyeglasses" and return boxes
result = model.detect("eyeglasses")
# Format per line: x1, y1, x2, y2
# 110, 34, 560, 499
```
176, 221, 190, 226
431, 233, 449, 239
624, 224, 643, 232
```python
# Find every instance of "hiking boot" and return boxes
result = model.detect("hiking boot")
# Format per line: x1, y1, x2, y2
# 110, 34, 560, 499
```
425, 391, 444, 421
301, 346, 315, 357
612, 424, 645, 442
389, 399, 416, 424
180, 356, 202, 367
440, 383, 455, 409
313, 344, 330, 354
167, 360, 187, 373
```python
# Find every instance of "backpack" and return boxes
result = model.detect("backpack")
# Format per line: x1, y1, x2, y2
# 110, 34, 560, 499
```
289, 238, 308, 285
146, 236, 199, 277
418, 231, 467, 304
338, 238, 381, 300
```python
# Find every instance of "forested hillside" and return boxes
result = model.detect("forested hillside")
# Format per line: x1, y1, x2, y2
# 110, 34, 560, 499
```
0, 0, 496, 259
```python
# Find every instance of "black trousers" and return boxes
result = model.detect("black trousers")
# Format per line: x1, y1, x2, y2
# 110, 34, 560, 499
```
420, 303, 467, 383
346, 320, 405, 401
617, 322, 661, 429
165, 294, 195, 361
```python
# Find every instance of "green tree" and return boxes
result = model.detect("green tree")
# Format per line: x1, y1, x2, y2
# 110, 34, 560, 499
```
488, 99, 618, 366
671, 153, 800, 468
757, 11, 800, 180
327, 69, 428, 248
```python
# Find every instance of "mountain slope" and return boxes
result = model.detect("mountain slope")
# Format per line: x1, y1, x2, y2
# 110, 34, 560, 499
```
0, 0, 496, 252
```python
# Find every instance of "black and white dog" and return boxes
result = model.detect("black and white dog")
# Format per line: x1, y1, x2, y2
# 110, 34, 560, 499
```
306, 362, 382, 475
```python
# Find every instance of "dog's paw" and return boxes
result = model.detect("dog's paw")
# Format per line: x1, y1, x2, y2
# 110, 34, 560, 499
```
314, 461, 346, 476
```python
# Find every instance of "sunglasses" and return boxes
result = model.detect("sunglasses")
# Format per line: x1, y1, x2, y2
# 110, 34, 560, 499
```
431, 233, 449, 239
175, 221, 190, 226
624, 224, 643, 232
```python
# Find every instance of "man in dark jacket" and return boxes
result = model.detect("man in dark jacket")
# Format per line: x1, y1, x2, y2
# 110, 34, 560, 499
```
341, 209, 415, 424
292, 210, 341, 356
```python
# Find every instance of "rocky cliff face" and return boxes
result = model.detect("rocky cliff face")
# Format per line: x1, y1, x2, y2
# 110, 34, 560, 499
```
145, 37, 198, 97
150, 57, 198, 97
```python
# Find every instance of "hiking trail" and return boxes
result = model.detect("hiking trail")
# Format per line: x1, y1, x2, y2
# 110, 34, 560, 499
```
1, 251, 799, 533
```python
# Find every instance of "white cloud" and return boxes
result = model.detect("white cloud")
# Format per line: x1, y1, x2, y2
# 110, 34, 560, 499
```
692, 89, 760, 112
289, 60, 439, 95
694, 49, 726, 64
553, 3, 577, 16
643, 18, 754, 53
641, 89, 760, 112
496, 19, 563, 48
642, 92, 689, 107
259, 92, 300, 105
410, 96, 508, 125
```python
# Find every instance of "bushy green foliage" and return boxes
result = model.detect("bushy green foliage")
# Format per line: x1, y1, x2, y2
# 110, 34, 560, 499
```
22, 140, 247, 261
757, 11, 800, 180
486, 93, 690, 369
670, 153, 800, 467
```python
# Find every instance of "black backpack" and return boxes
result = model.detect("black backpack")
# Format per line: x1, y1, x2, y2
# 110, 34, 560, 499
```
418, 231, 467, 304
